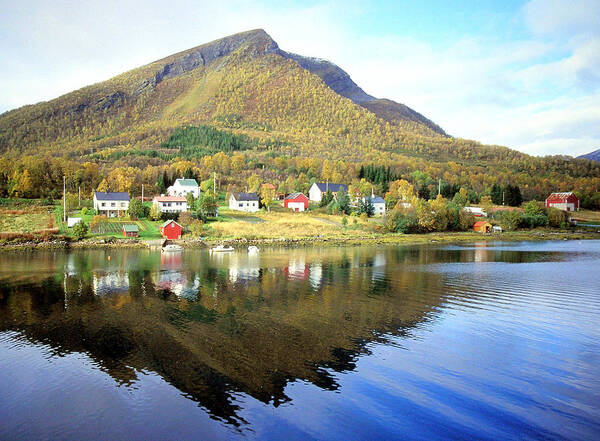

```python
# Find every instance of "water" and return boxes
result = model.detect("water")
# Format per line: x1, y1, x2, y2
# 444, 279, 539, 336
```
0, 241, 599, 440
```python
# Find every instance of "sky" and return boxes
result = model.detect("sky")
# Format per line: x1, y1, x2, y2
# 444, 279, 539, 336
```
1, 0, 599, 157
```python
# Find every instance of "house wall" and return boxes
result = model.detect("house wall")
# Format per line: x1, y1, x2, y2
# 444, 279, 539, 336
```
93, 196, 129, 217
167, 183, 200, 198
154, 200, 188, 213
308, 184, 322, 202
161, 222, 182, 239
547, 202, 576, 212
287, 201, 306, 212
373, 203, 386, 216
229, 196, 259, 212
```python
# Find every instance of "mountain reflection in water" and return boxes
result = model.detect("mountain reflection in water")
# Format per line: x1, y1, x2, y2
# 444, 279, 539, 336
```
1, 241, 599, 441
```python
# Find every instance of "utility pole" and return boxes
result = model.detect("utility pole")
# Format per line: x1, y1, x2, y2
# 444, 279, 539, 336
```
213, 171, 216, 195
502, 191, 505, 206
438, 179, 441, 196
78, 186, 81, 208
63, 176, 66, 223
142, 184, 144, 202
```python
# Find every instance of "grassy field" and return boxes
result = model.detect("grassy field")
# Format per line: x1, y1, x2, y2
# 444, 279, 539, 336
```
0, 213, 52, 233
573, 210, 600, 224
208, 206, 378, 240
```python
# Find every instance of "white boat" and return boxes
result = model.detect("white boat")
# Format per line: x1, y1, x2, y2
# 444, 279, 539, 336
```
210, 245, 234, 253
248, 246, 259, 253
162, 244, 183, 252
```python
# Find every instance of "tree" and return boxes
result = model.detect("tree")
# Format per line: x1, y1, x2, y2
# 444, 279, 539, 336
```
336, 189, 351, 215
247, 174, 261, 194
523, 200, 544, 216
128, 198, 145, 219
491, 183, 503, 205
260, 186, 275, 212
200, 194, 217, 218
319, 191, 334, 207
72, 222, 89, 240
186, 192, 196, 211
149, 203, 162, 221
357, 197, 374, 217
157, 173, 166, 194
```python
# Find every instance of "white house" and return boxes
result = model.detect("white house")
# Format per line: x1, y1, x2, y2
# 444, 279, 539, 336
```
152, 195, 188, 214
93, 192, 130, 218
463, 206, 487, 217
229, 192, 259, 212
167, 178, 200, 198
367, 196, 386, 216
308, 183, 348, 202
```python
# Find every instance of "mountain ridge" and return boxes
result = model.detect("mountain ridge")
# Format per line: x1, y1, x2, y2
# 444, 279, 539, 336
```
578, 149, 600, 162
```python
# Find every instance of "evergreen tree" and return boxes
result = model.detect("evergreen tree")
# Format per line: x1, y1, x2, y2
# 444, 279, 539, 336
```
491, 183, 503, 205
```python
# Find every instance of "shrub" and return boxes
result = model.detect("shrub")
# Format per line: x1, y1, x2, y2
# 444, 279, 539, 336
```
497, 210, 523, 231
72, 222, 89, 240
521, 213, 548, 228
547, 207, 568, 228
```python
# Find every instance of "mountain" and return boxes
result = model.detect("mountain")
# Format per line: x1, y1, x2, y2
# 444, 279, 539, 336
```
578, 149, 600, 162
279, 51, 446, 135
0, 29, 598, 205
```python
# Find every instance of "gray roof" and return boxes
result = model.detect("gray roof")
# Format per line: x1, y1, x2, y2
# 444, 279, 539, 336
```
285, 192, 307, 200
94, 191, 130, 201
232, 192, 259, 201
161, 220, 182, 228
174, 178, 199, 187
368, 196, 385, 204
314, 183, 347, 193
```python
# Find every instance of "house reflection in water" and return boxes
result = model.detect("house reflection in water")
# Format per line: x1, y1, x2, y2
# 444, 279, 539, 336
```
371, 252, 386, 281
285, 256, 309, 280
228, 253, 261, 283
92, 272, 130, 296
309, 262, 322, 290
152, 251, 200, 299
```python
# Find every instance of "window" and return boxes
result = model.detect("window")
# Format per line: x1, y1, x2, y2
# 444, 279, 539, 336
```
101, 202, 106, 207
111, 202, 115, 207
239, 203, 243, 207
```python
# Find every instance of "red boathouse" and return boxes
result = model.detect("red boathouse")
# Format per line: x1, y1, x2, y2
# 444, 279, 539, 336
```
160, 220, 183, 240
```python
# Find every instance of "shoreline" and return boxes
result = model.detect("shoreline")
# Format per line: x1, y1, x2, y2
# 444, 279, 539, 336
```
1, 230, 599, 252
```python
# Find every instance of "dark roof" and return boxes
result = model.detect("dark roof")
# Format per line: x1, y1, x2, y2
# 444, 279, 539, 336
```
94, 191, 130, 201
122, 224, 139, 232
285, 192, 307, 200
232, 192, 259, 201
314, 183, 347, 193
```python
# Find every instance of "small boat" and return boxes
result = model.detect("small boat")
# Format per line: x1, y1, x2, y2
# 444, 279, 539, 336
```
210, 245, 234, 253
248, 245, 259, 253
162, 244, 183, 252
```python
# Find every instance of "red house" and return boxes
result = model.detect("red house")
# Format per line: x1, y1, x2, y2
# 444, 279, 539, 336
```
160, 220, 183, 239
284, 192, 309, 212
545, 192, 579, 212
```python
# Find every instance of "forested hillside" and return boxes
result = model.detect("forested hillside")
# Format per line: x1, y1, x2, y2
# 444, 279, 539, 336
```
0, 29, 598, 208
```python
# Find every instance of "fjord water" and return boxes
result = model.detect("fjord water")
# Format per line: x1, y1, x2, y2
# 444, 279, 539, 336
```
1, 241, 599, 440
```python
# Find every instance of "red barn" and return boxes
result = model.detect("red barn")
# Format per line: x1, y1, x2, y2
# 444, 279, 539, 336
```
545, 192, 579, 212
284, 192, 309, 212
160, 220, 183, 239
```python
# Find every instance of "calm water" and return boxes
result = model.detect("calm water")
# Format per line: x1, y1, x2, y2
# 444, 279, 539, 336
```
1, 241, 599, 440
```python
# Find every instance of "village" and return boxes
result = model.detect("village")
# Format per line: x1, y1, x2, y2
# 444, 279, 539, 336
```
1, 173, 596, 249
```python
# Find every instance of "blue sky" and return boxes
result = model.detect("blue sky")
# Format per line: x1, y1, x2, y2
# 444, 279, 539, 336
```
1, 0, 598, 156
